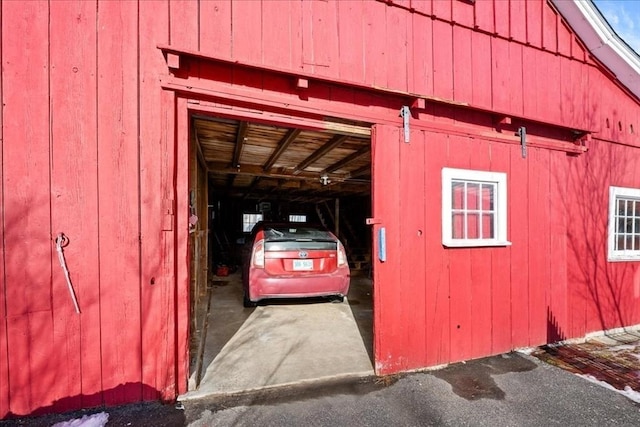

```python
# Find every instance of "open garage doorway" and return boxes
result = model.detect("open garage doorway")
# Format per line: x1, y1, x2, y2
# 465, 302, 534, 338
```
183, 111, 375, 398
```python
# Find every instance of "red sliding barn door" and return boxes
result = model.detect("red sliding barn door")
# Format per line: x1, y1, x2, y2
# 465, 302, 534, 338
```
371, 124, 428, 375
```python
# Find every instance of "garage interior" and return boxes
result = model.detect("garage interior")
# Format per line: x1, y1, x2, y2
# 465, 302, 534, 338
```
184, 113, 376, 397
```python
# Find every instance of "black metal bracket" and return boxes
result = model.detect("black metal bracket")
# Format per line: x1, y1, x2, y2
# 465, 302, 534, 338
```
517, 126, 527, 158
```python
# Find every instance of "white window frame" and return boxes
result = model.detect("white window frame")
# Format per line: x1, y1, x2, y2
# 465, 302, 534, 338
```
289, 214, 307, 223
442, 167, 510, 248
242, 213, 263, 233
608, 186, 640, 261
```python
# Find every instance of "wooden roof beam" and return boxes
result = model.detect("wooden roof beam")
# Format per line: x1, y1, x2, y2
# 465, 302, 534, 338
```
348, 165, 371, 178
263, 128, 301, 171
324, 146, 370, 174
232, 121, 249, 168
293, 134, 349, 174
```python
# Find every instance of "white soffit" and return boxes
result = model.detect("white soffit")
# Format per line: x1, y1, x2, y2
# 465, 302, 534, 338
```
551, 0, 640, 100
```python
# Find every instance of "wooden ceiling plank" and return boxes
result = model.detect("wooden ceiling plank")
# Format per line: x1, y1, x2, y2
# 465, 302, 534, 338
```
349, 165, 371, 178
293, 134, 349, 174
263, 128, 301, 171
324, 145, 371, 174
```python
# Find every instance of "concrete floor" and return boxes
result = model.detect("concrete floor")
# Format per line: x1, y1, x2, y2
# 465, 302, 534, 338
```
182, 272, 374, 400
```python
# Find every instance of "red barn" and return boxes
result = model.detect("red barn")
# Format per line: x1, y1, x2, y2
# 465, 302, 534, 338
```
1, 0, 640, 418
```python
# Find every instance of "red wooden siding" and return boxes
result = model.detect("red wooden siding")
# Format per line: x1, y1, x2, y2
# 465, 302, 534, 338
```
139, 0, 176, 402
50, 1, 100, 411
2, 0, 640, 418
3, 1, 54, 416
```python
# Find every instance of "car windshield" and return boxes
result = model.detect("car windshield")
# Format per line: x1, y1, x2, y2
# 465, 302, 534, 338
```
264, 226, 334, 242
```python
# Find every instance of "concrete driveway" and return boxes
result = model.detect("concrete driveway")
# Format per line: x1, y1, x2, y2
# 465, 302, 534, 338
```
183, 272, 374, 399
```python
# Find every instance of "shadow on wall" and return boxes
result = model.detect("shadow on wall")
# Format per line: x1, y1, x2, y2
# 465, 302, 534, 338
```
0, 383, 185, 426
1, 188, 172, 419
562, 138, 638, 334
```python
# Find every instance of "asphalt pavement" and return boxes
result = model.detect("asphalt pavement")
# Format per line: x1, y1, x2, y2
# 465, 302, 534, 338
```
3, 351, 640, 426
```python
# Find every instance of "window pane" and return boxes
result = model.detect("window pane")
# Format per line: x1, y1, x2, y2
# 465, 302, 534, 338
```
635, 219, 640, 233
243, 213, 263, 232
481, 185, 494, 210
467, 183, 479, 210
482, 213, 495, 238
617, 236, 625, 250
626, 236, 634, 250
618, 199, 626, 216
627, 200, 634, 216
635, 235, 640, 251
452, 181, 465, 209
467, 213, 479, 239
452, 213, 464, 239
618, 218, 626, 233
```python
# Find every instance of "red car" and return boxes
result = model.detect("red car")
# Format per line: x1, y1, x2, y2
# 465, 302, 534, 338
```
242, 222, 350, 307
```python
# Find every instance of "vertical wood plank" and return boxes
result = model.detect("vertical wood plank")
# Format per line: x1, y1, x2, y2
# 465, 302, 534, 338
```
474, 0, 495, 34
176, 96, 191, 393
372, 124, 402, 374
262, 0, 295, 70
411, 12, 433, 96
509, 0, 527, 42
542, 6, 558, 52
363, 1, 387, 87
49, 0, 100, 412
0, 0, 7, 417
490, 142, 513, 354
494, 0, 509, 37
432, 0, 451, 21
310, 0, 338, 78
385, 5, 408, 91
526, 0, 543, 48
538, 51, 561, 124
169, 0, 199, 51
521, 47, 539, 120
199, 0, 232, 58
527, 147, 551, 346
491, 36, 510, 113
432, 20, 454, 101
452, 0, 474, 28
410, 0, 431, 16
508, 42, 524, 116
468, 141, 493, 359
510, 143, 529, 347
471, 32, 492, 109
97, 0, 142, 405
453, 25, 472, 103
2, 0, 53, 416
232, 0, 262, 64
140, 0, 177, 401
549, 150, 568, 342
446, 135, 473, 363
399, 129, 427, 369
337, 0, 365, 82
557, 21, 572, 57
424, 131, 451, 366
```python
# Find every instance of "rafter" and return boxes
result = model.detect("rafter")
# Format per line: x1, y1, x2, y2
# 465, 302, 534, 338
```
293, 134, 349, 174
232, 121, 249, 167
263, 128, 301, 171
324, 145, 370, 174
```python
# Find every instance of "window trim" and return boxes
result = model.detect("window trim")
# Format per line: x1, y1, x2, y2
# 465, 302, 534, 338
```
442, 167, 510, 248
608, 185, 640, 262
242, 213, 263, 233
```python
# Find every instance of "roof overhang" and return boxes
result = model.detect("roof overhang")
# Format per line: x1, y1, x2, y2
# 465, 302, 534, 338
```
551, 0, 640, 100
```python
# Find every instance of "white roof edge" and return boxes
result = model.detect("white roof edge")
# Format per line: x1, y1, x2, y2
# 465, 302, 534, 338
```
551, 0, 640, 100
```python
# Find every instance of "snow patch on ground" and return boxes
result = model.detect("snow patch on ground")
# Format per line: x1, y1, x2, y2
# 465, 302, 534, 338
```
609, 344, 638, 352
577, 374, 640, 403
52, 412, 109, 427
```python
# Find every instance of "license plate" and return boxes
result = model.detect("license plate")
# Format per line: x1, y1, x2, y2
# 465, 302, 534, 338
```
293, 259, 314, 271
